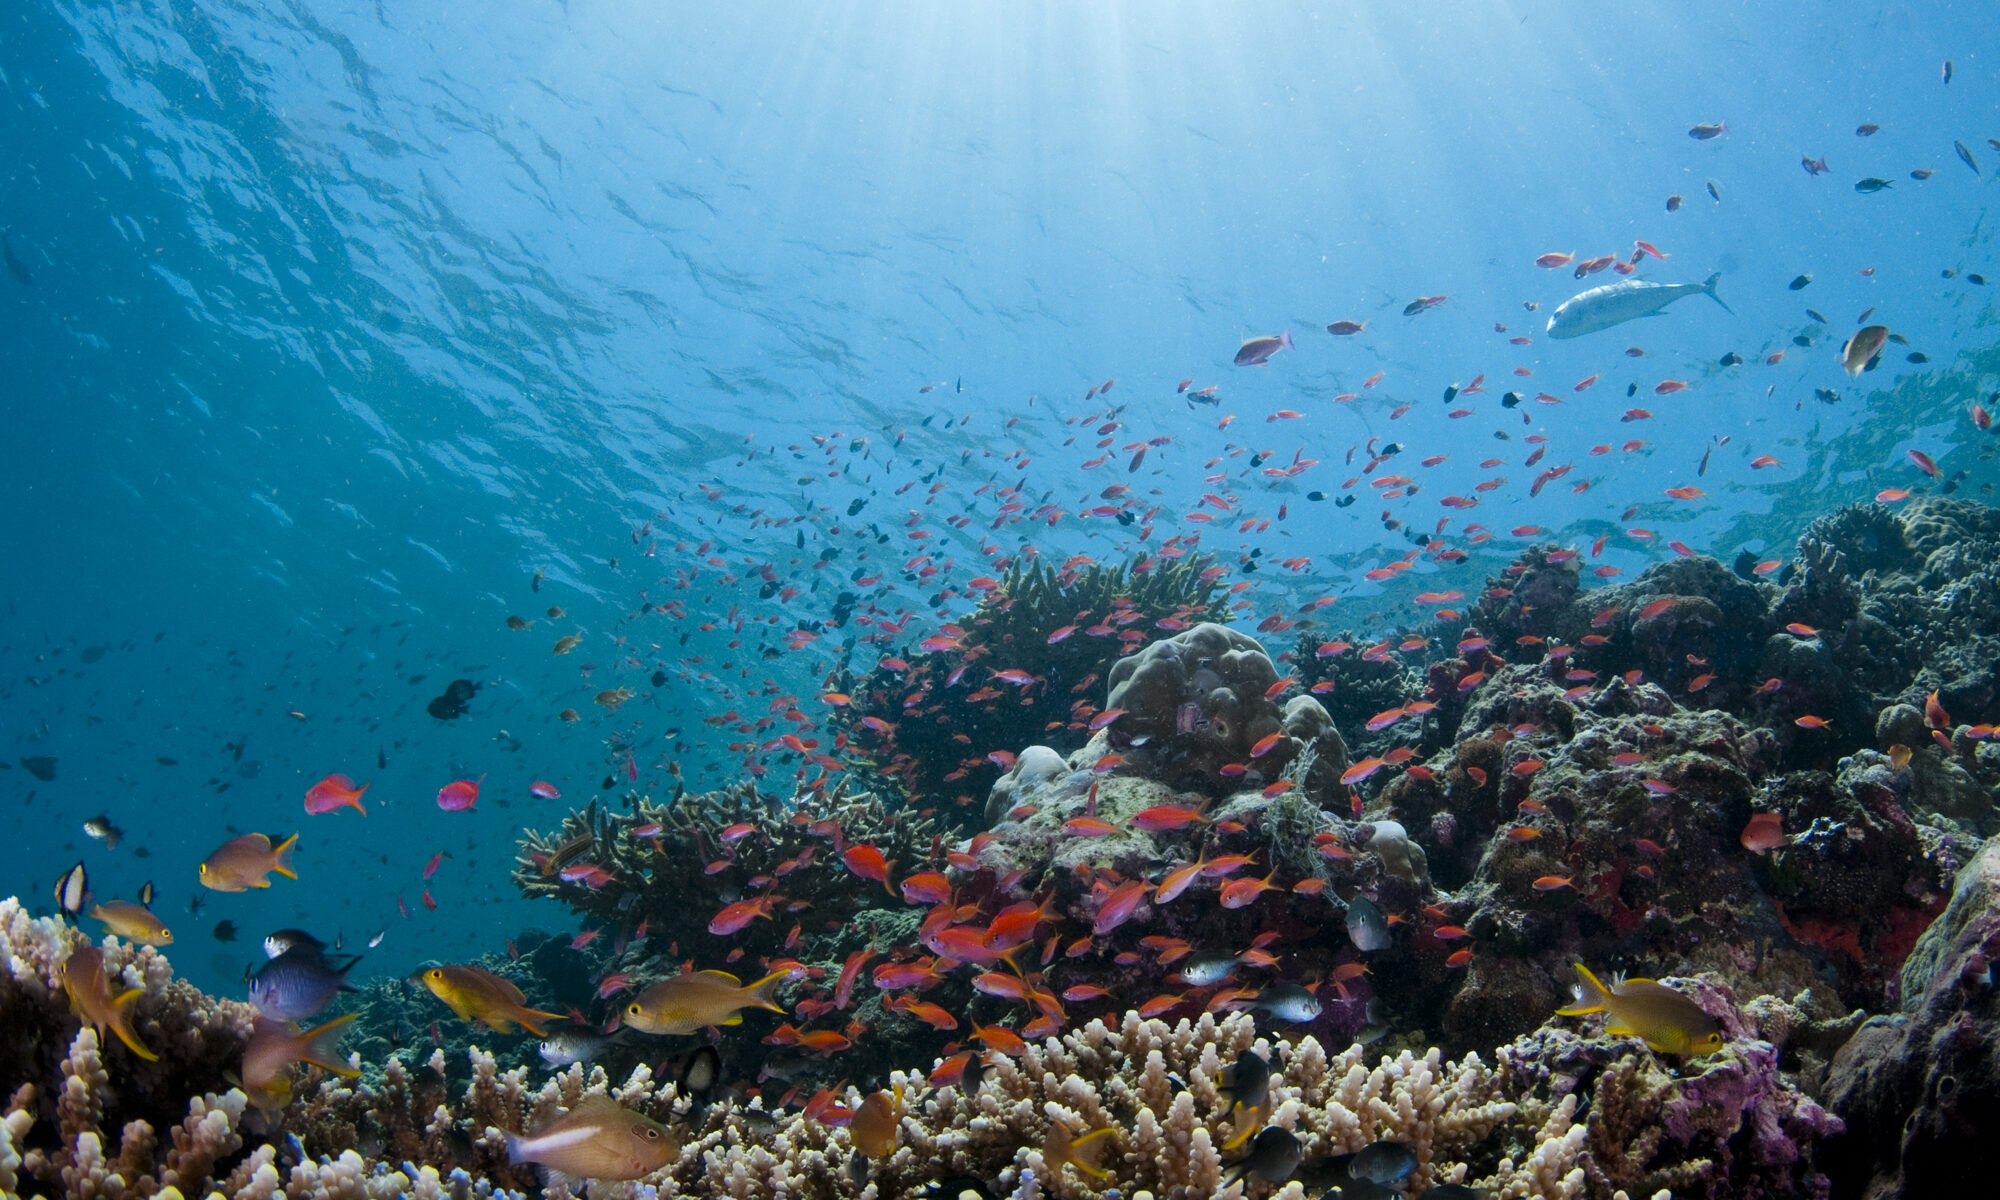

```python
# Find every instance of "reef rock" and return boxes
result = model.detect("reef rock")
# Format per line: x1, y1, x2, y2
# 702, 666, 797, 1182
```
1104, 621, 1349, 804
984, 743, 1070, 826
1823, 833, 2000, 1200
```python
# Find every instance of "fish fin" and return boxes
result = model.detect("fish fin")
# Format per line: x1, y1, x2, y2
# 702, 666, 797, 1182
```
516, 1007, 564, 1037
348, 784, 368, 816
270, 833, 299, 879
296, 1013, 362, 1077
721, 1013, 744, 1026
1554, 962, 1612, 1017
1702, 272, 1734, 315
745, 969, 790, 1014
109, 988, 159, 1061
696, 969, 744, 985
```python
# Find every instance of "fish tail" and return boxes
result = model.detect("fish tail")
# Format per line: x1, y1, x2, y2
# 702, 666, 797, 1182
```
110, 988, 160, 1061
270, 833, 300, 879
516, 1007, 564, 1037
297, 1013, 362, 1077
1702, 272, 1735, 315
1279, 328, 1294, 351
1555, 962, 1611, 1016
745, 969, 790, 1014
349, 784, 368, 816
503, 1130, 528, 1166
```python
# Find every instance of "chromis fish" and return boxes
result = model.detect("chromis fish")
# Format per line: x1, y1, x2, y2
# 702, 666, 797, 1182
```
504, 1095, 679, 1182
241, 1014, 360, 1108
59, 945, 156, 1061
1842, 325, 1889, 377
622, 969, 788, 1036
1255, 982, 1323, 1024
90, 899, 172, 945
1556, 963, 1724, 1056
1221, 1126, 1301, 1187
1344, 895, 1392, 952
263, 928, 328, 959
251, 947, 359, 1022
198, 832, 298, 892
540, 1028, 614, 1067
1216, 1049, 1271, 1150
418, 964, 563, 1035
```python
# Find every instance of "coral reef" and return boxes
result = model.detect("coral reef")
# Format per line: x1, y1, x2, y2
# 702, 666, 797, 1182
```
828, 553, 1231, 820
1821, 832, 2000, 1200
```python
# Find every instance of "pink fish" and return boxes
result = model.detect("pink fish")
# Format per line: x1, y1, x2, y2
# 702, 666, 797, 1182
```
435, 778, 480, 812
1092, 879, 1150, 936
303, 773, 368, 816
529, 781, 561, 800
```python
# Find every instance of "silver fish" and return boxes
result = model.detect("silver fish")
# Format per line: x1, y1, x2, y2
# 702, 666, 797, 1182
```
1344, 895, 1392, 952
539, 1029, 611, 1067
1255, 983, 1323, 1023
1546, 274, 1732, 339
1178, 953, 1240, 987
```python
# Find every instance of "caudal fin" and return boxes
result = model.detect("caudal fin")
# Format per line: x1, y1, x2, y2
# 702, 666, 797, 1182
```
745, 970, 790, 1014
270, 833, 299, 879
1554, 963, 1613, 1017
515, 1006, 564, 1037
296, 1013, 362, 1077
110, 988, 160, 1061
1702, 272, 1735, 315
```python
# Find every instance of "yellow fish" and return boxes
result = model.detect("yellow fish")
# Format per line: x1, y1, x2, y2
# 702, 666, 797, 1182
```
198, 832, 298, 892
59, 945, 157, 1061
1044, 1123, 1117, 1181
241, 1014, 360, 1109
621, 969, 787, 1036
505, 1095, 678, 1182
418, 964, 563, 1035
851, 1088, 903, 1159
552, 632, 582, 655
1556, 963, 1724, 1056
90, 900, 172, 945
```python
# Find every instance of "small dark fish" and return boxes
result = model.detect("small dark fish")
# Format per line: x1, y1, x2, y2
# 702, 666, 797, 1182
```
1943, 59, 1954, 84
212, 919, 240, 943
1, 232, 31, 286
1911, 169, 1935, 180
1234, 331, 1294, 366
1441, 384, 1459, 404
1502, 391, 1522, 408
250, 947, 360, 1022
1814, 387, 1841, 404
20, 756, 56, 782
1222, 1126, 1301, 1187
426, 678, 478, 721
1706, 179, 1722, 202
1801, 155, 1829, 176
1854, 177, 1894, 193
1666, 193, 1684, 211
1970, 274, 1989, 286
1626, 383, 1638, 397
1956, 141, 1980, 174
1688, 122, 1727, 140
1349, 1140, 1418, 1185
1943, 269, 1958, 279
673, 1044, 722, 1097
1789, 274, 1812, 291
1307, 491, 1326, 501
1908, 352, 1930, 363
846, 497, 866, 516
1335, 494, 1356, 508
156, 756, 178, 766
1806, 309, 1828, 324
54, 862, 88, 916
1346, 895, 1392, 950
1855, 123, 1880, 137
1218, 1050, 1271, 1122
1793, 334, 1814, 348
138, 881, 154, 906
83, 815, 122, 849
1884, 330, 1905, 343
1720, 352, 1745, 366
264, 928, 328, 959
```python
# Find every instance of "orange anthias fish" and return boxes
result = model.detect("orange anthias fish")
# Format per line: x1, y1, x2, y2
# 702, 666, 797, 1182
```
241, 1014, 360, 1108
841, 845, 896, 896
60, 945, 157, 1060
505, 1095, 679, 1182
198, 832, 298, 892
622, 969, 788, 1036
418, 964, 563, 1035
303, 773, 368, 816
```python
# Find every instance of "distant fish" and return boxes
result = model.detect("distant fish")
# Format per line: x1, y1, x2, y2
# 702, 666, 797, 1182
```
303, 773, 368, 816
211, 919, 239, 943
1855, 123, 1880, 136
20, 755, 57, 782
1666, 193, 1684, 211
54, 861, 88, 916
1546, 274, 1731, 339
90, 900, 171, 945
436, 778, 481, 812
1957, 140, 1980, 175
1789, 274, 1812, 290
1854, 177, 1894, 193
1801, 154, 1829, 176
1943, 59, 1953, 84
1687, 121, 1727, 140
426, 678, 479, 720
1233, 330, 1293, 367
83, 814, 121, 848
1843, 325, 1889, 377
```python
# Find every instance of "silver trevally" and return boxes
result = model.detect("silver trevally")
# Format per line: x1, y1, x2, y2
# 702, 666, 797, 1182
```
1546, 272, 1732, 338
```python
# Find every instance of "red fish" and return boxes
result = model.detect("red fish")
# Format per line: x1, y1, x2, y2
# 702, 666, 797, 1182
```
435, 778, 480, 812
1092, 879, 1150, 935
708, 894, 782, 935
842, 845, 896, 895
304, 774, 368, 816
528, 781, 561, 800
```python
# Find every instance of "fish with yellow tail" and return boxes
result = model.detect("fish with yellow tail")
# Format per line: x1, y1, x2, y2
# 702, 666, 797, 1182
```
89, 898, 172, 945
505, 1095, 679, 1182
59, 945, 157, 1061
622, 968, 789, 1036
198, 832, 298, 891
240, 1014, 360, 1108
416, 964, 563, 1035
1555, 963, 1725, 1056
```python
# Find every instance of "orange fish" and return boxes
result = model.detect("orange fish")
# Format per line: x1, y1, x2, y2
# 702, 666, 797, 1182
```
1532, 875, 1574, 892
60, 945, 157, 1061
841, 845, 896, 896
419, 964, 564, 1035
198, 832, 298, 892
1740, 812, 1786, 853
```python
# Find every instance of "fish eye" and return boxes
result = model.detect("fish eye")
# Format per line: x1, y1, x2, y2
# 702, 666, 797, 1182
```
640, 1127, 661, 1140
627, 1002, 642, 1014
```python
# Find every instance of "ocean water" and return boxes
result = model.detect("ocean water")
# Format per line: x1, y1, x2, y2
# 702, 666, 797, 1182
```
2, 0, 1996, 1019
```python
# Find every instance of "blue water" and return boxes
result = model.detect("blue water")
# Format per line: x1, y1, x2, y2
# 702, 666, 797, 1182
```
3, 0, 1997, 997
